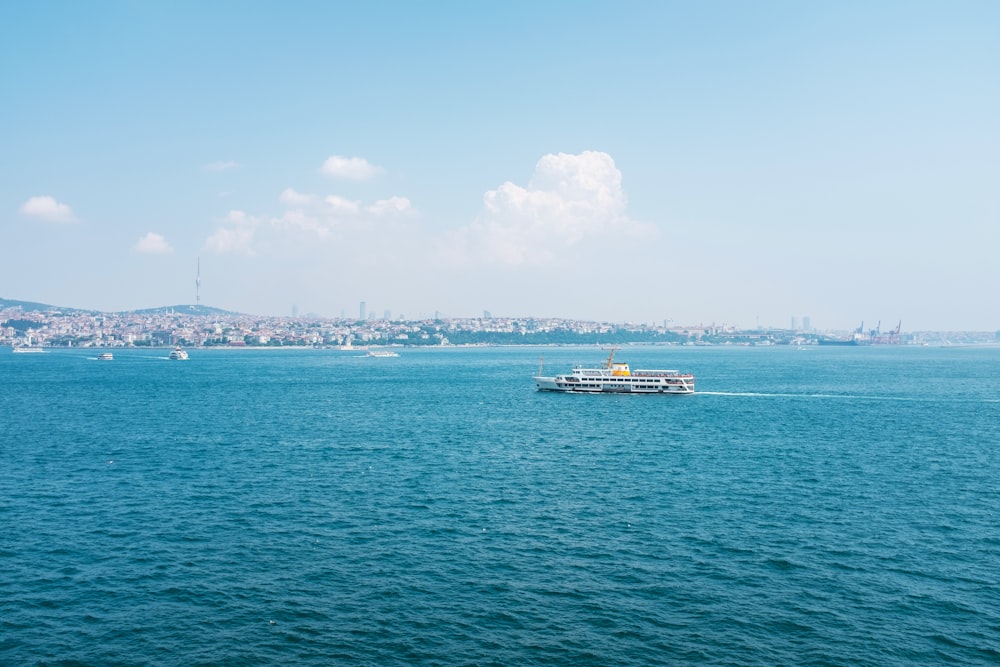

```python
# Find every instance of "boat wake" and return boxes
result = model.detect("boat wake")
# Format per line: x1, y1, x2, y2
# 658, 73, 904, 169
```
698, 391, 919, 401
697, 391, 1000, 403
697, 391, 852, 400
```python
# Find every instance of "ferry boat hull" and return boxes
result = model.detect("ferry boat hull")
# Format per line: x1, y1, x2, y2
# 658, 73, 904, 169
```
534, 349, 695, 394
534, 374, 695, 394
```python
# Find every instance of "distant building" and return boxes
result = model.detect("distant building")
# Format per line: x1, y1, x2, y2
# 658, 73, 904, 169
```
803, 316, 811, 332
359, 301, 366, 321
791, 316, 799, 331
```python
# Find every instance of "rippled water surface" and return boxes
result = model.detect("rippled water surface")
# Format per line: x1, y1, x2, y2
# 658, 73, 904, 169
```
2, 345, 999, 665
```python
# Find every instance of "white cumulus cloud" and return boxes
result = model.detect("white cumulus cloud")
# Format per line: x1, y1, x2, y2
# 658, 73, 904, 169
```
320, 155, 382, 181
19, 195, 77, 223
134, 232, 173, 254
441, 151, 654, 266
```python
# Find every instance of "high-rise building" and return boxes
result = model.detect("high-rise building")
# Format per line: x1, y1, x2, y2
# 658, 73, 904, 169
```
791, 316, 799, 331
359, 301, 366, 321
802, 316, 811, 332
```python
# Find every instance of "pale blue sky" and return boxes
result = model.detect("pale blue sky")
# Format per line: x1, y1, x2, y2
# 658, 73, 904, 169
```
3, 1, 998, 329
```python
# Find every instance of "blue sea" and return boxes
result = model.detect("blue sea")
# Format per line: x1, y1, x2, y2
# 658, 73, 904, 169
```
2, 345, 998, 665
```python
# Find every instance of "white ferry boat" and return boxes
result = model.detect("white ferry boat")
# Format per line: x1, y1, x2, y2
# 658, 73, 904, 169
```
12, 346, 47, 354
97, 352, 114, 361
534, 349, 695, 394
168, 346, 189, 360
367, 350, 400, 358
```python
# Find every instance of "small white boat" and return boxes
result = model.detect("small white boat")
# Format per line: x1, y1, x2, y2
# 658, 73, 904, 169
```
534, 348, 695, 394
12, 346, 46, 353
168, 347, 189, 360
367, 350, 400, 358
97, 352, 114, 361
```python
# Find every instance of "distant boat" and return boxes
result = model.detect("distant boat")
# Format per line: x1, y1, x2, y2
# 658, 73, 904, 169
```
168, 347, 189, 360
819, 320, 901, 346
817, 337, 865, 346
12, 346, 46, 354
367, 350, 400, 358
97, 352, 114, 361
534, 348, 695, 394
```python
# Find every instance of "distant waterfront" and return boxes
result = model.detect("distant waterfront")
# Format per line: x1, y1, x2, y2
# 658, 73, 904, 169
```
3, 301, 998, 350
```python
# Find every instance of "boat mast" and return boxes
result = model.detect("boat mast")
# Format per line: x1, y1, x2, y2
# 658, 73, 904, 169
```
538, 355, 544, 376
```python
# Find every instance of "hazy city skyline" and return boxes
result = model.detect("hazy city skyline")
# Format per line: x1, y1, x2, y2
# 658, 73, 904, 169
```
3, 2, 998, 331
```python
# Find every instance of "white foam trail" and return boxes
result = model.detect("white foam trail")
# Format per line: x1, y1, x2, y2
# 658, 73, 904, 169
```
698, 391, 998, 403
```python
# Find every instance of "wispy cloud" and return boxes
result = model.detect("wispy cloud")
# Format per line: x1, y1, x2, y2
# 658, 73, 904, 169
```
133, 232, 173, 254
279, 188, 316, 206
203, 185, 416, 256
202, 160, 240, 172
204, 210, 259, 255
440, 151, 654, 266
368, 196, 412, 216
320, 155, 382, 181
19, 195, 77, 223
324, 195, 361, 215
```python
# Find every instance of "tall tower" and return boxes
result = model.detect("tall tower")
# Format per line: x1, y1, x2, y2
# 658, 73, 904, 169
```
359, 301, 366, 321
196, 257, 201, 307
